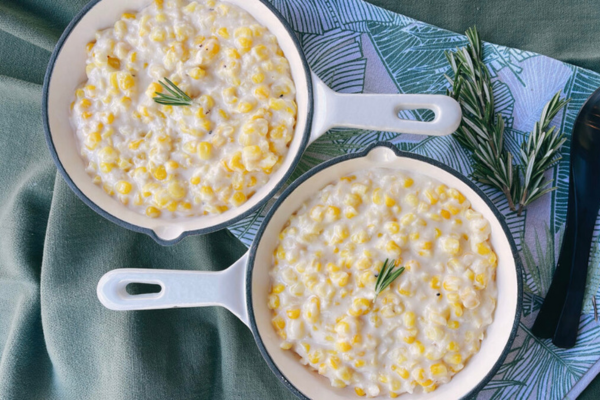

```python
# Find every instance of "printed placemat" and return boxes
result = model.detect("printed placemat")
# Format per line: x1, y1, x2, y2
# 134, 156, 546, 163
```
228, 1, 600, 398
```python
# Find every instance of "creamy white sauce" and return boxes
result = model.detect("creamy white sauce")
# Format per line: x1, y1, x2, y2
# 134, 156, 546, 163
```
70, 0, 296, 219
269, 168, 497, 397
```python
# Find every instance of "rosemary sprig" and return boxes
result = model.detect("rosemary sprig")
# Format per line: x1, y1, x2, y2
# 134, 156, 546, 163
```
153, 77, 193, 106
445, 26, 569, 215
518, 92, 569, 213
374, 259, 405, 302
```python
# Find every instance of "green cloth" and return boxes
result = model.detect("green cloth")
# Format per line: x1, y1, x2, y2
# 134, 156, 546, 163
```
1, 0, 599, 399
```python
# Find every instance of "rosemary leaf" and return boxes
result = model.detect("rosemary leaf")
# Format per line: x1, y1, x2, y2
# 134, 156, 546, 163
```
445, 26, 569, 215
152, 77, 192, 107
373, 259, 405, 302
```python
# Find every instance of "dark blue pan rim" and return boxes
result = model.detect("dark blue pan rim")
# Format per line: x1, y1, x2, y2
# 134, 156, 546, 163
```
246, 141, 524, 400
42, 0, 314, 246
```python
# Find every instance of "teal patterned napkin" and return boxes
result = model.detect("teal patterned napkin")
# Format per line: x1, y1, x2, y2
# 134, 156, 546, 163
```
229, 1, 600, 398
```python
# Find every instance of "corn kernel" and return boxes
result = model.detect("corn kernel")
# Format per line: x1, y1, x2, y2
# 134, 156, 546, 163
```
236, 36, 253, 51
443, 237, 461, 255
230, 191, 247, 207
372, 188, 383, 205
323, 206, 341, 222
150, 27, 166, 41
188, 67, 206, 80
79, 98, 92, 109
448, 320, 460, 329
400, 213, 415, 226
254, 85, 270, 100
384, 221, 399, 234
411, 367, 425, 383
403, 311, 415, 328
146, 206, 161, 218
355, 387, 366, 396
120, 97, 132, 109
268, 98, 285, 111
153, 165, 167, 180
440, 209, 451, 219
422, 189, 438, 206
477, 242, 491, 255
286, 308, 300, 319
250, 72, 266, 84
167, 181, 185, 200
308, 350, 323, 364
349, 298, 370, 317
402, 334, 416, 344
448, 205, 460, 215
85, 131, 102, 150
85, 41, 96, 53
447, 341, 459, 352
238, 101, 255, 113
452, 303, 464, 317
271, 283, 285, 294
351, 231, 370, 244
336, 341, 352, 352
216, 27, 229, 39
395, 367, 410, 379
218, 109, 229, 120
280, 341, 292, 350
488, 251, 498, 267
444, 352, 462, 365
272, 316, 286, 331
404, 177, 414, 188
449, 188, 467, 203
386, 240, 402, 255
344, 206, 358, 219
405, 193, 418, 207
197, 141, 213, 160
328, 355, 341, 370
252, 44, 268, 60
267, 293, 280, 309
385, 195, 396, 207
115, 180, 132, 195
412, 341, 425, 354
107, 56, 121, 70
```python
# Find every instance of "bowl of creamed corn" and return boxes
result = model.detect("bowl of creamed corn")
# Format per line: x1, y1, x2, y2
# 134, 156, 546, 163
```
98, 143, 522, 399
43, 0, 461, 245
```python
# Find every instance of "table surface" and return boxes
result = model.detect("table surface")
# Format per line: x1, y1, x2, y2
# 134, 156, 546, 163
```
0, 0, 599, 399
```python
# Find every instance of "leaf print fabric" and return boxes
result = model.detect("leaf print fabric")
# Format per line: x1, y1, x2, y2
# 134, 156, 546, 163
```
229, 1, 600, 398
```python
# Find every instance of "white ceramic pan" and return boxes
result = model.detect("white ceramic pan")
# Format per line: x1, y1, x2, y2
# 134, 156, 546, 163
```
42, 0, 461, 245
98, 143, 523, 400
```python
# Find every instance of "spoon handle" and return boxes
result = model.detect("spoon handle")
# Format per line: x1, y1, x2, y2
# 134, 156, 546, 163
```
553, 201, 598, 348
531, 175, 577, 338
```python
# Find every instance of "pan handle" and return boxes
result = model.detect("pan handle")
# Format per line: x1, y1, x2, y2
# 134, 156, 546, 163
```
96, 253, 250, 327
309, 73, 461, 143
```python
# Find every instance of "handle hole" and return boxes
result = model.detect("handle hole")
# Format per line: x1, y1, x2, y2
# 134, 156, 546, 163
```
397, 109, 435, 122
126, 283, 162, 295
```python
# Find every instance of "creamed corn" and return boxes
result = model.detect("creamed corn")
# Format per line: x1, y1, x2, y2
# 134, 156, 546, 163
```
71, 0, 297, 218
269, 168, 497, 397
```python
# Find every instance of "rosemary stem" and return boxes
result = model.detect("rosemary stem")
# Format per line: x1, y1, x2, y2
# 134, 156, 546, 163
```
445, 26, 568, 215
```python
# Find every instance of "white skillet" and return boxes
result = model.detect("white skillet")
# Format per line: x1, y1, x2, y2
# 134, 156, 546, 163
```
42, 0, 461, 245
97, 143, 523, 400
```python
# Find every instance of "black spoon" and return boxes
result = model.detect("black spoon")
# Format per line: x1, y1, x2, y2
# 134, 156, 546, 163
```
532, 86, 600, 348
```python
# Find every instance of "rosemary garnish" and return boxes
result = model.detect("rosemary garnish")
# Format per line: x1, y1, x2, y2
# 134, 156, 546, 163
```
374, 259, 405, 302
445, 27, 569, 215
153, 78, 193, 106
